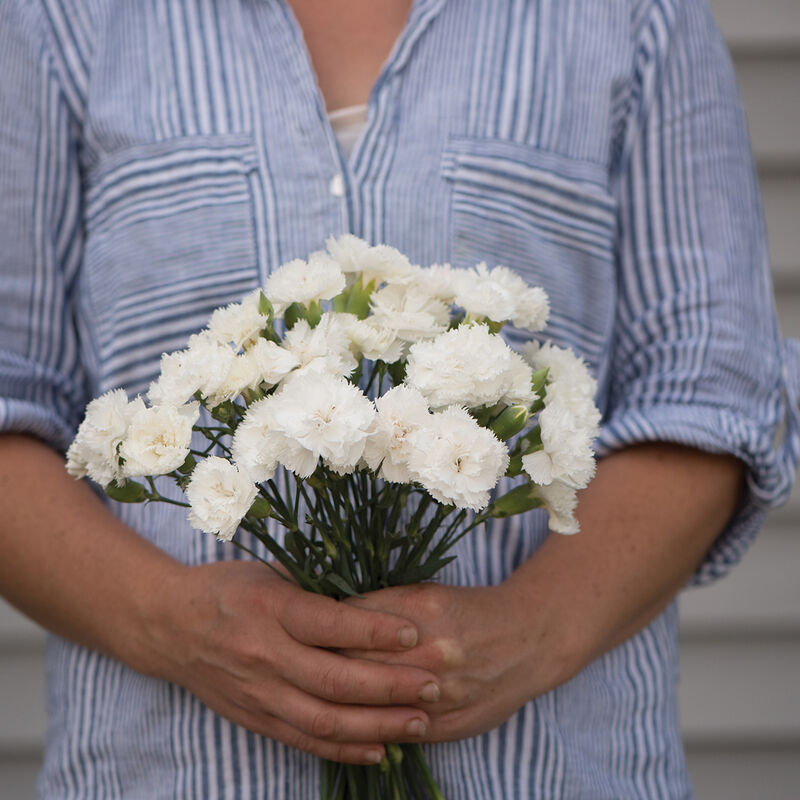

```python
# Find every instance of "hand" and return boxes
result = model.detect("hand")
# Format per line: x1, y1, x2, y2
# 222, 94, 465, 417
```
343, 581, 573, 742
136, 561, 441, 764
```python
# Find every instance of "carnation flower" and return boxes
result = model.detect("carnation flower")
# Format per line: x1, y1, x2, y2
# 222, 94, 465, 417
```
264, 252, 345, 316
326, 234, 417, 286
534, 480, 580, 534
410, 263, 459, 304
148, 332, 238, 408
522, 342, 600, 490
206, 289, 270, 350
282, 314, 358, 377
186, 457, 258, 541
66, 390, 142, 486
406, 406, 509, 510
363, 385, 431, 482
120, 402, 200, 477
231, 397, 283, 483
405, 324, 534, 409
453, 263, 549, 331
260, 371, 376, 477
214, 339, 300, 406
334, 313, 406, 364
369, 284, 450, 344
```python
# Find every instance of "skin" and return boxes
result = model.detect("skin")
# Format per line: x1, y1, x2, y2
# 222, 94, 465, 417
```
0, 0, 745, 767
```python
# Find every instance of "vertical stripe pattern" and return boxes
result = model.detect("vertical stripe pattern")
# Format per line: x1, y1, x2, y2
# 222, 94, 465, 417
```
0, 0, 797, 798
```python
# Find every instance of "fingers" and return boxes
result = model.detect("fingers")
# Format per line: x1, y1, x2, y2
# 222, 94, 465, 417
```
233, 708, 387, 765
277, 591, 419, 651
284, 642, 440, 706
266, 683, 430, 746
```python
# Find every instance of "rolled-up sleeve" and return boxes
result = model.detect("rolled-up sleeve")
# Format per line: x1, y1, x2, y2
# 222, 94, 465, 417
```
0, 3, 90, 453
596, 0, 800, 585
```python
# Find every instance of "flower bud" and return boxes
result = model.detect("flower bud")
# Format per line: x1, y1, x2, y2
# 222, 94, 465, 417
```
489, 405, 529, 440
489, 482, 544, 518
105, 479, 147, 503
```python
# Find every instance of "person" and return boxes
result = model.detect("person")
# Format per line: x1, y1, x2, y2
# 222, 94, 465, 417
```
1, 0, 797, 797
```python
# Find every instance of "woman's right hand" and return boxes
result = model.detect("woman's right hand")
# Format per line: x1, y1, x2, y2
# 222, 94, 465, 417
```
137, 560, 440, 765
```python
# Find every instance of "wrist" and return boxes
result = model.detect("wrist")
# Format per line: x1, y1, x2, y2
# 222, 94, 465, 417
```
114, 554, 190, 679
499, 559, 589, 694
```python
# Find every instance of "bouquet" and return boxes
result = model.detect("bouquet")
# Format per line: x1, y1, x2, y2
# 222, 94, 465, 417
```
66, 235, 600, 799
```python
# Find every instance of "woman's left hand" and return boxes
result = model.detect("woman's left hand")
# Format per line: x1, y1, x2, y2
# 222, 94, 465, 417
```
343, 581, 573, 742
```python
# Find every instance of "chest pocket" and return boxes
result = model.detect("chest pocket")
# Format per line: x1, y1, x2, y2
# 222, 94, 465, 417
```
441, 137, 617, 374
82, 135, 261, 396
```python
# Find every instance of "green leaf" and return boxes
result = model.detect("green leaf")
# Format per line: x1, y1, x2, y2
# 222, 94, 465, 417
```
322, 573, 363, 599
386, 359, 406, 385
257, 290, 274, 319
177, 453, 196, 474
305, 300, 322, 328
345, 280, 372, 319
530, 367, 549, 396
283, 302, 303, 330
247, 496, 272, 519
332, 291, 349, 313
105, 479, 147, 503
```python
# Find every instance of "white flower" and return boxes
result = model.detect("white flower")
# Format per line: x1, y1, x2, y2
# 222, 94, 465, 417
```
206, 289, 270, 350
231, 398, 283, 483
264, 252, 345, 316
369, 284, 450, 344
405, 324, 534, 410
326, 234, 418, 286
363, 385, 431, 482
406, 406, 509, 510
262, 371, 376, 477
282, 314, 358, 377
535, 480, 580, 534
120, 402, 200, 477
453, 263, 549, 331
66, 390, 142, 486
148, 332, 238, 408
186, 457, 258, 541
334, 313, 406, 364
411, 263, 459, 304
522, 342, 600, 490
214, 339, 301, 406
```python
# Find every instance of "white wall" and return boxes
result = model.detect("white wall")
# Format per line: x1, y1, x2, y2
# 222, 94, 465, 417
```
1, 0, 798, 796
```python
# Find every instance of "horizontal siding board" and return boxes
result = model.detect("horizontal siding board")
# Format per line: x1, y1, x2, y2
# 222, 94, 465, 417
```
680, 524, 800, 633
685, 745, 800, 800
0, 603, 45, 651
0, 651, 46, 753
762, 175, 800, 287
679, 638, 800, 741
710, 0, 800, 53
0, 754, 40, 800
735, 57, 800, 164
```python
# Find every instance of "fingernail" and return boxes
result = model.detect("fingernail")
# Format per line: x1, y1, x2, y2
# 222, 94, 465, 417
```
405, 718, 427, 737
418, 682, 440, 703
365, 750, 384, 765
398, 626, 418, 648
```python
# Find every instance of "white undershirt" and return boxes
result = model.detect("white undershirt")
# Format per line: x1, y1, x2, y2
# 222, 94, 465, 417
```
328, 103, 368, 159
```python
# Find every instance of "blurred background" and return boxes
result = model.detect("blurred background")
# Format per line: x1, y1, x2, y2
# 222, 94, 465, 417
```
1, 0, 798, 797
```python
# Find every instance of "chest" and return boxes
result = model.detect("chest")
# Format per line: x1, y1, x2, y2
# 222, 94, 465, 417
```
77, 1, 630, 399
285, 0, 413, 109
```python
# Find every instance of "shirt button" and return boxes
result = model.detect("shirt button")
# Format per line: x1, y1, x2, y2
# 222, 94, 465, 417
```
329, 173, 345, 197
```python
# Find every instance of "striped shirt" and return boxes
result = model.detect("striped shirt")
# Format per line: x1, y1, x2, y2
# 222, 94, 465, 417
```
1, 0, 798, 797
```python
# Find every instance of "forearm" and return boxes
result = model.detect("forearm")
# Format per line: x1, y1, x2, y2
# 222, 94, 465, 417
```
0, 433, 182, 672
504, 442, 745, 683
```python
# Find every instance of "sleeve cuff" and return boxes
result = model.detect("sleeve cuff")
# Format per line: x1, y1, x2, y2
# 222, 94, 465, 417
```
594, 341, 800, 587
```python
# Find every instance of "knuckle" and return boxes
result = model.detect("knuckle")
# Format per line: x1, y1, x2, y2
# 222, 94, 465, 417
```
309, 709, 340, 740
317, 664, 347, 700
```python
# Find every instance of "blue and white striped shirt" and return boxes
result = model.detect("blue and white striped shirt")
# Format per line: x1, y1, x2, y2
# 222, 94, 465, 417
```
2, 0, 798, 797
